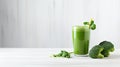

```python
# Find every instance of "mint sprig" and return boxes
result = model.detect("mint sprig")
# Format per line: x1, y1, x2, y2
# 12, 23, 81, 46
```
83, 19, 96, 30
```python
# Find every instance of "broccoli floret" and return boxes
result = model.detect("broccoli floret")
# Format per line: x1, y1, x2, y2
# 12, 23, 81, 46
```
53, 50, 71, 58
89, 45, 104, 58
99, 41, 115, 57
89, 41, 115, 59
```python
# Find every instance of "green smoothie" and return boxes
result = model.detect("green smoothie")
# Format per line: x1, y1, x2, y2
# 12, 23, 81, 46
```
72, 25, 90, 56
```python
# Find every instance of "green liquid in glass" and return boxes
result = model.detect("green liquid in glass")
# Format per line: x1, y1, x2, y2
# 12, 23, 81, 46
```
72, 26, 90, 56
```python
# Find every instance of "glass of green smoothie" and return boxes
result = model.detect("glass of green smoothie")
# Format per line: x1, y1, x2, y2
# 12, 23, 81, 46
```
72, 19, 96, 56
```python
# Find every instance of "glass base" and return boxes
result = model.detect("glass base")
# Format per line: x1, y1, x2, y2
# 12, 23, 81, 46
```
74, 54, 88, 57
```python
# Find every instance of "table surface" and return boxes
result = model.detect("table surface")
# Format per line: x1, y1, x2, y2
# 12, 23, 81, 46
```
0, 48, 120, 67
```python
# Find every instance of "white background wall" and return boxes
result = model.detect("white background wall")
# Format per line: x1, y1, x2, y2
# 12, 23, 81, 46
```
0, 0, 120, 49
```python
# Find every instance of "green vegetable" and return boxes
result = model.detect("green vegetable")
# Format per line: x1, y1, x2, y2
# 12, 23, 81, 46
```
99, 41, 115, 57
89, 41, 115, 59
83, 22, 89, 25
83, 18, 96, 30
89, 45, 104, 58
90, 19, 94, 26
90, 24, 96, 30
53, 50, 71, 58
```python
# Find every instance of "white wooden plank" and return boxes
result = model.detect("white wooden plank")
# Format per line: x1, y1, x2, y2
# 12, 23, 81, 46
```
0, 0, 120, 48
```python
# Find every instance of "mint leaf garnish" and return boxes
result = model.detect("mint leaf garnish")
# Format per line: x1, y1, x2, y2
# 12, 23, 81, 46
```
83, 18, 96, 30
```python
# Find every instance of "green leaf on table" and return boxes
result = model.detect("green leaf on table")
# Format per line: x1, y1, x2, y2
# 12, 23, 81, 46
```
53, 50, 71, 58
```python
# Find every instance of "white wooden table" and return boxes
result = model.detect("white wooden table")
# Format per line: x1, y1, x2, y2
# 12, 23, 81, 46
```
0, 48, 120, 67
